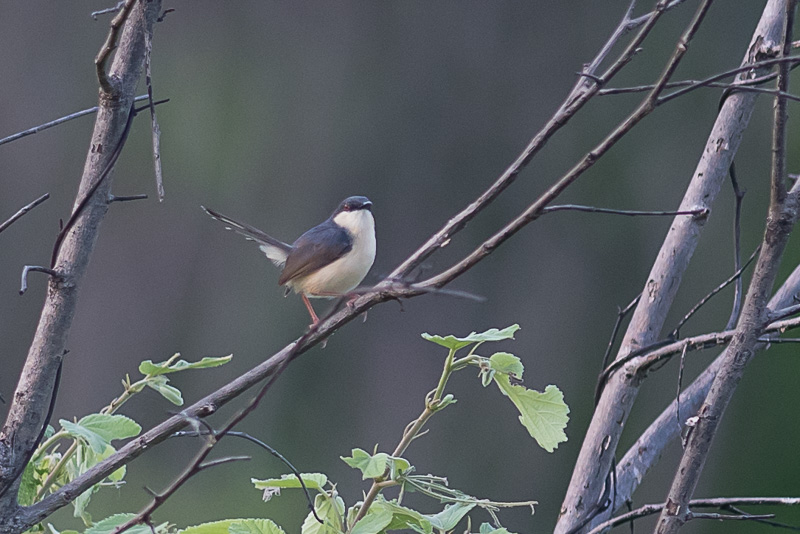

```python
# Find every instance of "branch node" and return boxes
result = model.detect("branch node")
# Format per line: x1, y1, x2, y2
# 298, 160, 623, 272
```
20, 266, 65, 295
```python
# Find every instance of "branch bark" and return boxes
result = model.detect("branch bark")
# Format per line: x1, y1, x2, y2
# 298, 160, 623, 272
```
654, 2, 797, 531
556, 1, 788, 532
609, 263, 800, 518
0, 1, 162, 531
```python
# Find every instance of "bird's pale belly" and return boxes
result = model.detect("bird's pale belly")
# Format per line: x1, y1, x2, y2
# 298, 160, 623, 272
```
289, 233, 376, 297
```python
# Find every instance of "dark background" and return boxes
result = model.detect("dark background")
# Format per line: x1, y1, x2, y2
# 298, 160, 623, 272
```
1, 2, 798, 532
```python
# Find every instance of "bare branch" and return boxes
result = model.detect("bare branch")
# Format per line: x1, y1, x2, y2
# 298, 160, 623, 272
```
655, 3, 797, 531
0, 96, 149, 148
587, 497, 800, 534
95, 0, 138, 93
670, 245, 760, 338
600, 295, 641, 377
387, 0, 675, 282
0, 194, 49, 235
108, 194, 148, 203
144, 26, 164, 201
91, 1, 125, 21
0, 0, 163, 523
611, 263, 800, 518
419, 0, 713, 293
559, 2, 790, 531
541, 205, 708, 217
197, 456, 250, 471
19, 266, 63, 296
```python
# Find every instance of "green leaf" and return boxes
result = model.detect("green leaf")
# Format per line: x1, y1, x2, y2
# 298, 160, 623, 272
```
301, 493, 345, 534
85, 514, 152, 534
379, 500, 433, 534
425, 502, 475, 531
479, 524, 514, 534
17, 461, 38, 506
60, 414, 141, 454
494, 376, 569, 452
488, 352, 524, 378
252, 473, 327, 491
348, 504, 393, 534
421, 325, 520, 351
179, 519, 237, 534
145, 376, 184, 406
228, 519, 286, 534
341, 449, 410, 481
139, 354, 233, 376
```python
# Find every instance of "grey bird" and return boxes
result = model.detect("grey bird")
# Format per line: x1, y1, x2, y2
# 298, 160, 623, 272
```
202, 196, 376, 324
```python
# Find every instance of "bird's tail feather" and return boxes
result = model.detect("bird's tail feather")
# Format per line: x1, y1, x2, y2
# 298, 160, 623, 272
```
201, 206, 290, 267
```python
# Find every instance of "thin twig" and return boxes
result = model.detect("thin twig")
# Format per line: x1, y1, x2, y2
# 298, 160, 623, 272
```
598, 295, 641, 400
541, 205, 708, 217
587, 497, 800, 534
19, 266, 63, 296
0, 96, 149, 148
597, 314, 800, 399
0, 194, 49, 235
658, 55, 800, 105
599, 76, 800, 102
144, 27, 165, 201
91, 1, 125, 20
726, 162, 747, 330
170, 429, 321, 522
95, 0, 138, 93
197, 456, 250, 471
51, 103, 136, 268
670, 245, 761, 338
109, 194, 148, 203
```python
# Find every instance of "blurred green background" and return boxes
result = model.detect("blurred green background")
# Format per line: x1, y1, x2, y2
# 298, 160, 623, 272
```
1, 1, 799, 532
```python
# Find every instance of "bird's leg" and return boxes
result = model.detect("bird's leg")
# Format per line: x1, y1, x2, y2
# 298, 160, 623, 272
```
301, 294, 320, 325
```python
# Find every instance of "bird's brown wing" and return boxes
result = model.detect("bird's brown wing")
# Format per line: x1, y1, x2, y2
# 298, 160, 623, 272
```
278, 221, 352, 285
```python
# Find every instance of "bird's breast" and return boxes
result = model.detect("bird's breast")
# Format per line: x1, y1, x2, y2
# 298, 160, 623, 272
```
290, 211, 376, 296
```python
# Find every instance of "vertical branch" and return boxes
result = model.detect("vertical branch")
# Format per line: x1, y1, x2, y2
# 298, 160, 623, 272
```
556, 1, 788, 532
655, 3, 796, 532
0, 0, 163, 524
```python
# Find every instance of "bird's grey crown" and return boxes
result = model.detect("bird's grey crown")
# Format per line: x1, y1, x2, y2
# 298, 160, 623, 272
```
335, 196, 372, 215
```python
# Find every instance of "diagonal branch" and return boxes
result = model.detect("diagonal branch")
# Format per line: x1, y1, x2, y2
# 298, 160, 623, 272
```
612, 262, 800, 516
655, 3, 797, 531
0, 1, 163, 528
387, 0, 680, 281
558, 2, 790, 532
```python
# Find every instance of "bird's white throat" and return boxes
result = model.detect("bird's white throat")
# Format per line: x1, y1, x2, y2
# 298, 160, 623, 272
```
293, 208, 376, 296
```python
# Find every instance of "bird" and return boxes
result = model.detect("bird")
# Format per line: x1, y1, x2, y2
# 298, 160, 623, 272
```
202, 196, 376, 325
